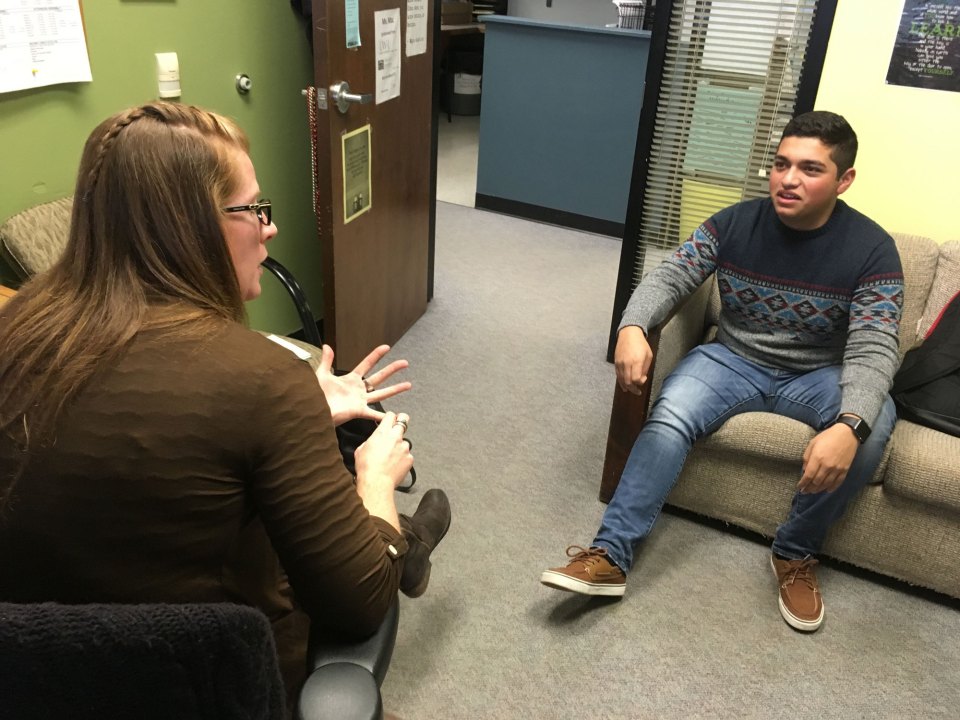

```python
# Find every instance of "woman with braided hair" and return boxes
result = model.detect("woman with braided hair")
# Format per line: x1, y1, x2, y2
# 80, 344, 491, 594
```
0, 102, 450, 708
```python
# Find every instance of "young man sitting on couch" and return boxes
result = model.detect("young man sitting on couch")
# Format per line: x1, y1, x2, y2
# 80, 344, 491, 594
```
541, 111, 903, 633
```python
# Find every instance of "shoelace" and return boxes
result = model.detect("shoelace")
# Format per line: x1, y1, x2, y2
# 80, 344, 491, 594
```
565, 545, 608, 565
782, 557, 820, 591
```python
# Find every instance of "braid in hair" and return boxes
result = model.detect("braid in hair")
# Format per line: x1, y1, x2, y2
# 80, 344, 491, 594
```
81, 103, 245, 201
83, 107, 149, 198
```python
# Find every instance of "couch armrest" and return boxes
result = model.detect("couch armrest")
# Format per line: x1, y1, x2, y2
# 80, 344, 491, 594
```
647, 280, 714, 404
599, 281, 713, 503
298, 599, 399, 720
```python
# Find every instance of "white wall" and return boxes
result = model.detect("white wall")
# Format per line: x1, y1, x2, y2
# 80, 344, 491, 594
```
507, 0, 619, 27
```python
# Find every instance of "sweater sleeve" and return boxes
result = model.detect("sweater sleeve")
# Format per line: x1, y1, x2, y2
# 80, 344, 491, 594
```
618, 221, 719, 334
245, 351, 404, 639
839, 258, 904, 426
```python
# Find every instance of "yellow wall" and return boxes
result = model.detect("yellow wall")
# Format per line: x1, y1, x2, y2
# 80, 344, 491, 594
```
816, 0, 960, 244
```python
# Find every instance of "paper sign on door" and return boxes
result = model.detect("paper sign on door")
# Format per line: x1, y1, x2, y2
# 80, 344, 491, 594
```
375, 8, 401, 103
342, 125, 372, 224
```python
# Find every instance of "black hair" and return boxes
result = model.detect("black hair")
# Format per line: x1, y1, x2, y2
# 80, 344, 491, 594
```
780, 111, 858, 177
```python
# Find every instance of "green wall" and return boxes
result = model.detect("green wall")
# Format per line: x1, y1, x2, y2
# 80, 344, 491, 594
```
0, 0, 320, 333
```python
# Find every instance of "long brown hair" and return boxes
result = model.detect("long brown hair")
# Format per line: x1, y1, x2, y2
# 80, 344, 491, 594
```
0, 103, 251, 505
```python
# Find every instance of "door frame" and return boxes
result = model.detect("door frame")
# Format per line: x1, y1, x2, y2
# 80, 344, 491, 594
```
428, 1, 441, 301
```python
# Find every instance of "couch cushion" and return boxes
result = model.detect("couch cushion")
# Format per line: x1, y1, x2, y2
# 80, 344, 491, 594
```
699, 412, 812, 461
891, 232, 940, 352
917, 239, 960, 341
0, 196, 73, 280
698, 411, 891, 483
882, 420, 960, 513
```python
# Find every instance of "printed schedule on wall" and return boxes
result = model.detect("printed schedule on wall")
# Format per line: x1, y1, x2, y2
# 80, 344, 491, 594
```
0, 0, 92, 94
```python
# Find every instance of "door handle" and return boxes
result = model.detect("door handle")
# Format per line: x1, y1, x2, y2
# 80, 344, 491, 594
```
330, 81, 373, 114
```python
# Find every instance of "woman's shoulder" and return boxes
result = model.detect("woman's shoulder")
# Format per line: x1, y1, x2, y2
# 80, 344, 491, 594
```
130, 321, 319, 394
106, 322, 330, 444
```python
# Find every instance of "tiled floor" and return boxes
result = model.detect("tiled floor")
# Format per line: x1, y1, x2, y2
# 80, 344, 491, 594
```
436, 113, 479, 208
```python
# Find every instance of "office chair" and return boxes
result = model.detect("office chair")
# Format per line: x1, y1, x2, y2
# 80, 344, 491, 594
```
262, 255, 323, 346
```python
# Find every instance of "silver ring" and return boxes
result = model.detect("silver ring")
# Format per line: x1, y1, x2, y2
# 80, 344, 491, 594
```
394, 419, 408, 432
364, 381, 374, 393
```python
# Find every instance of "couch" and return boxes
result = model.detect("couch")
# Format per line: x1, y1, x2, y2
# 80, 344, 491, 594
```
600, 232, 960, 600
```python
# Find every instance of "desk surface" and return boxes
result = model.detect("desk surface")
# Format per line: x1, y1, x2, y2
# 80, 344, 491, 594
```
441, 23, 485, 35
482, 15, 649, 39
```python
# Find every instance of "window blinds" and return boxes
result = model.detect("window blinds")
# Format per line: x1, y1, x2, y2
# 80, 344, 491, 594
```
631, 0, 821, 283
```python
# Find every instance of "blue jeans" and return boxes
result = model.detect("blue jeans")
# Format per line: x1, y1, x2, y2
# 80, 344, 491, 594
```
594, 343, 897, 572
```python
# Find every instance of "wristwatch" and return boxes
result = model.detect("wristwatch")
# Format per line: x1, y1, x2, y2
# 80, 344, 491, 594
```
835, 414, 871, 444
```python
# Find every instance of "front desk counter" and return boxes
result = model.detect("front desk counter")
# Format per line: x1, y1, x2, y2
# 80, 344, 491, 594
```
475, 16, 650, 236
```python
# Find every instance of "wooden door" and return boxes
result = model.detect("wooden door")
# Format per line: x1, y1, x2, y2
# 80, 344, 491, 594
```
310, 0, 436, 368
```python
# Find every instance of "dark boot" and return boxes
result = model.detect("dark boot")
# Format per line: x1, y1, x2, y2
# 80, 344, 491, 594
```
399, 489, 451, 598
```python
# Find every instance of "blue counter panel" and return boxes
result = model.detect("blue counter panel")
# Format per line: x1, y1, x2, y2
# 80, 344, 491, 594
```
476, 17, 650, 230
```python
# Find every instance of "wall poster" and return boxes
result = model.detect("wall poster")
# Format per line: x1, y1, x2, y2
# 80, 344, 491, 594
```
886, 0, 959, 92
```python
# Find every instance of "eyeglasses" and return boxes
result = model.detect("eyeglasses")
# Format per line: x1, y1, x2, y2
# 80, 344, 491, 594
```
222, 199, 272, 226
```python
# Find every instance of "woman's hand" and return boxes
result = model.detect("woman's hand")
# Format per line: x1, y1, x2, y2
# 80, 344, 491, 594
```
315, 344, 412, 426
354, 413, 415, 531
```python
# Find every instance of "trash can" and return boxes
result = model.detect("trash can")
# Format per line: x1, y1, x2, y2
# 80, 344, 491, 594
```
451, 72, 482, 115
444, 48, 483, 117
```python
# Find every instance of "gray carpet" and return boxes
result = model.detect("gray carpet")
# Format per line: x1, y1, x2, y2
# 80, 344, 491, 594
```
383, 202, 960, 719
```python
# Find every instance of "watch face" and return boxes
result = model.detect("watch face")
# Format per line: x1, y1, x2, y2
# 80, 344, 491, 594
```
839, 416, 869, 443
851, 419, 866, 442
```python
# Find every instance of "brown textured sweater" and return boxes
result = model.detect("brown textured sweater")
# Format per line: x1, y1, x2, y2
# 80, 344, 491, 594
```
0, 319, 405, 700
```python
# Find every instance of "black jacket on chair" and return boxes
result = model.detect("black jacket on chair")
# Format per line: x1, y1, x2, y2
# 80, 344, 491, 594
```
0, 602, 286, 720
0, 600, 399, 720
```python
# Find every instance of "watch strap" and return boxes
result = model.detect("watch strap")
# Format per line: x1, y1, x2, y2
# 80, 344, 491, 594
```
835, 415, 870, 443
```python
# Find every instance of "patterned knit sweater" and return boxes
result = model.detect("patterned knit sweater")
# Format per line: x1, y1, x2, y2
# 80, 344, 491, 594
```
619, 198, 904, 426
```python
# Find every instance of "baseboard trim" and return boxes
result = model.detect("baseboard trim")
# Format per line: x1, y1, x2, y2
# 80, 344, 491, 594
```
474, 193, 624, 238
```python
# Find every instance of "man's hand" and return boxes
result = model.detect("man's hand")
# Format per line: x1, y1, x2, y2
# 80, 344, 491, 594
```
614, 325, 653, 395
799, 422, 859, 494
315, 344, 412, 426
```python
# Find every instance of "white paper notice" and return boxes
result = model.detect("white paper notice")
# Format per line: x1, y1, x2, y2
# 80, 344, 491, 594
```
0, 0, 92, 94
405, 0, 427, 57
374, 8, 401, 104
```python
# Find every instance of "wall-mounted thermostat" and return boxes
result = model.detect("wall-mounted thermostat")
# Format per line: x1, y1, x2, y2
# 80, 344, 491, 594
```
155, 52, 181, 98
